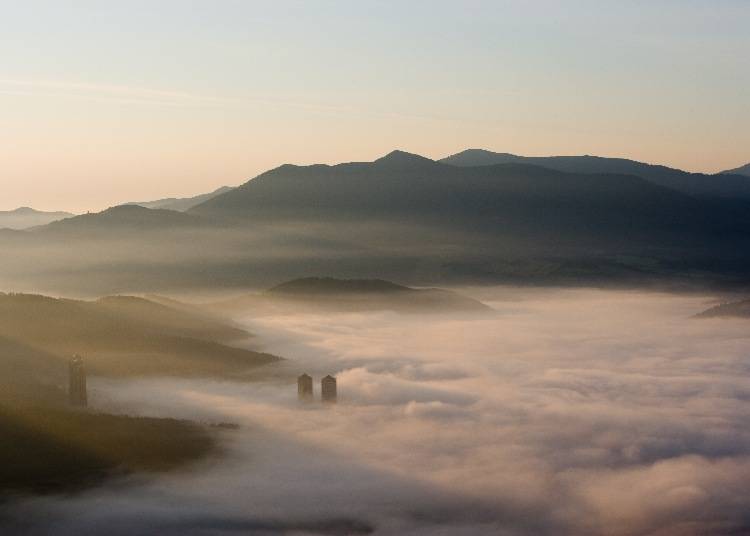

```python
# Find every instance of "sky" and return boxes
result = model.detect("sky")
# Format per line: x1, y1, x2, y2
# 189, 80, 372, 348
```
1, 0, 749, 212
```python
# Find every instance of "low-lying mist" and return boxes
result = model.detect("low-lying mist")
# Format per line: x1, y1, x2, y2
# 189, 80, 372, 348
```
5, 287, 750, 535
3, 216, 742, 296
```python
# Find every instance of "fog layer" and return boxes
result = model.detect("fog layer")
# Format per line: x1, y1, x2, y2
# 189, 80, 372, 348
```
6, 288, 750, 535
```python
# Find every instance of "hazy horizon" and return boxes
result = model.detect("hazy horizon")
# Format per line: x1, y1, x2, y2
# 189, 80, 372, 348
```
5, 146, 742, 214
5, 146, 750, 214
3, 0, 749, 213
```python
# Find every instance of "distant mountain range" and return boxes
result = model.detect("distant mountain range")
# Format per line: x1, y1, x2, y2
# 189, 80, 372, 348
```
0, 207, 73, 230
34, 204, 201, 236
3, 149, 750, 293
192, 150, 715, 226
126, 185, 234, 211
721, 163, 750, 177
440, 149, 750, 200
0, 186, 231, 231
189, 150, 749, 250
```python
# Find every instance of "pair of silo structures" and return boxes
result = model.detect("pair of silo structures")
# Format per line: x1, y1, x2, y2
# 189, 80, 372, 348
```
298, 373, 337, 403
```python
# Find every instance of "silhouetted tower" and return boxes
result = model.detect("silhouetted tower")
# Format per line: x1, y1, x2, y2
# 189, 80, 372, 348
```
321, 375, 337, 403
69, 354, 88, 407
298, 373, 313, 401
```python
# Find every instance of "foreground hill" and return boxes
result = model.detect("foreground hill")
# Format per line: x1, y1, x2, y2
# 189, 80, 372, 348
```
212, 277, 490, 314
440, 149, 750, 200
0, 403, 216, 496
695, 298, 750, 319
0, 207, 74, 230
0, 340, 219, 497
0, 293, 279, 379
0, 295, 235, 497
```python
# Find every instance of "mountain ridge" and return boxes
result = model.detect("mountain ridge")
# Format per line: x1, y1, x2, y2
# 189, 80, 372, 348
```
440, 149, 750, 200
188, 150, 730, 238
0, 207, 74, 230
33, 204, 203, 234
269, 277, 412, 294
126, 186, 234, 212
211, 277, 491, 314
721, 163, 750, 177
4, 150, 750, 292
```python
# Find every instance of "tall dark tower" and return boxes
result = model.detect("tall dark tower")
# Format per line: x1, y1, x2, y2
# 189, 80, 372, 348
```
321, 375, 337, 403
297, 373, 313, 401
69, 355, 88, 407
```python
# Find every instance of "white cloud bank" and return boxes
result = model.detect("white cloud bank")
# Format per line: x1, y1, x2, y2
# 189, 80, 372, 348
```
6, 288, 750, 535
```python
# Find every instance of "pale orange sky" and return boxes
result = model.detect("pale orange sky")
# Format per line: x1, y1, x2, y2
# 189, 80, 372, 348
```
2, 1, 748, 213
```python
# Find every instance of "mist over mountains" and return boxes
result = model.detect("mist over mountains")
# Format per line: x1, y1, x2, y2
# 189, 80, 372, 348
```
0, 187, 233, 232
4, 150, 750, 534
0, 207, 74, 230
2, 149, 750, 294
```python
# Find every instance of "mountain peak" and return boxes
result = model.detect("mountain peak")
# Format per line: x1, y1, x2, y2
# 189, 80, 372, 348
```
454, 149, 517, 158
374, 150, 436, 167
102, 204, 154, 215
440, 149, 523, 166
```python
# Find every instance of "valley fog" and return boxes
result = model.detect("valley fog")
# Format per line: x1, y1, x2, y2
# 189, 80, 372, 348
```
7, 287, 750, 536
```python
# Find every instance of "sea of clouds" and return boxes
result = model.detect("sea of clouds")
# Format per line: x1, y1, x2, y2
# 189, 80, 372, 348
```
5, 288, 750, 535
